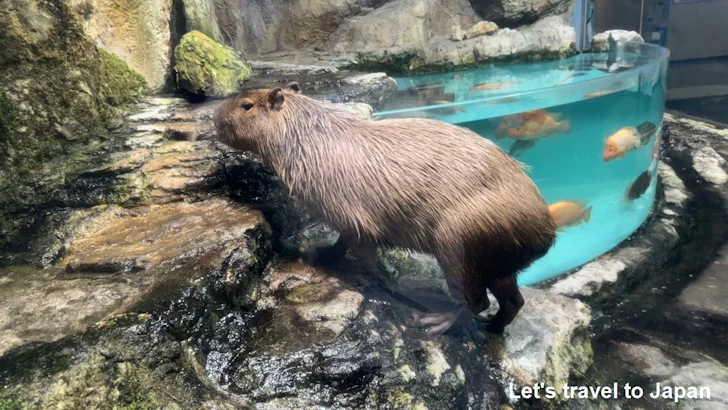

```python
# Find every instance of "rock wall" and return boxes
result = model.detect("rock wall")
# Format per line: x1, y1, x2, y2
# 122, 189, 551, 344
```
51, 0, 575, 85
69, 0, 175, 91
0, 0, 147, 254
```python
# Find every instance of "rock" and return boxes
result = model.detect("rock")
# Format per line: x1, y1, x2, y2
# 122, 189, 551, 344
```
487, 288, 593, 389
592, 30, 645, 52
70, 0, 174, 90
63, 140, 225, 208
0, 265, 138, 356
296, 286, 364, 335
378, 248, 452, 298
162, 122, 213, 141
463, 21, 499, 39
551, 248, 654, 298
660, 162, 690, 208
339, 102, 374, 120
98, 49, 149, 119
614, 343, 679, 379
0, 199, 270, 356
675, 243, 728, 321
661, 362, 728, 410
182, 0, 223, 42
692, 146, 728, 185
344, 14, 575, 72
325, 0, 479, 59
468, 0, 572, 27
0, 0, 148, 253
174, 31, 252, 97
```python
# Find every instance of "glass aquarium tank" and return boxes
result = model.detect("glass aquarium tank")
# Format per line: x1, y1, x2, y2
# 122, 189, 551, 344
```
375, 41, 670, 285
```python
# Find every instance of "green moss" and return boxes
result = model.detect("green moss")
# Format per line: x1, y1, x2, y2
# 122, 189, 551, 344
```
0, 90, 14, 144
174, 30, 251, 97
0, 395, 23, 410
98, 49, 148, 120
0, 0, 150, 250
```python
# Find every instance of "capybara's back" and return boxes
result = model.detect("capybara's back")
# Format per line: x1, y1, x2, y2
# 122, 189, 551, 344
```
215, 84, 556, 334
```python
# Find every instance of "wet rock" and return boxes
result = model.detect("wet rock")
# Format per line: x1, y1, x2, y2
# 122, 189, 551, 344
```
61, 199, 265, 274
592, 30, 645, 52
674, 243, 728, 322
661, 362, 728, 410
660, 162, 690, 208
487, 287, 593, 389
0, 0, 148, 251
468, 0, 572, 27
174, 31, 252, 97
0, 199, 270, 356
63, 139, 226, 208
162, 122, 213, 141
0, 265, 137, 356
614, 343, 679, 379
0, 314, 244, 409
692, 146, 728, 185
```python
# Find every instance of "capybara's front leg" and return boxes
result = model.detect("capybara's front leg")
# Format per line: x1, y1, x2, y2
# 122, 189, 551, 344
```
483, 275, 524, 334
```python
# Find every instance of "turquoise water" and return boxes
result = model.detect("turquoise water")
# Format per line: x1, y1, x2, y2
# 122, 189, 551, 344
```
375, 52, 667, 286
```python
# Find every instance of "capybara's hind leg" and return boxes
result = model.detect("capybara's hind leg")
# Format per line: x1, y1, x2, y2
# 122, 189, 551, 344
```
484, 275, 524, 334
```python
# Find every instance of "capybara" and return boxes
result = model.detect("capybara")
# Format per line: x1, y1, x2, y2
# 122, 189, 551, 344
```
214, 82, 557, 334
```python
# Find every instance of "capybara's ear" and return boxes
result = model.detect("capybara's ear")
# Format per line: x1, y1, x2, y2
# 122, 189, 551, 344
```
269, 87, 285, 110
286, 81, 301, 94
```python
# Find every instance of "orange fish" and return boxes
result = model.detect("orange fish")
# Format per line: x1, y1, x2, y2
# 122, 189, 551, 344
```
603, 127, 641, 161
496, 110, 570, 140
585, 89, 620, 99
469, 82, 518, 92
549, 200, 592, 231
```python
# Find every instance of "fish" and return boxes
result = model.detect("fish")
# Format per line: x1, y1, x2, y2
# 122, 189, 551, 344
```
603, 127, 641, 161
652, 135, 661, 160
637, 121, 658, 145
503, 110, 571, 140
469, 82, 518, 92
548, 200, 592, 231
509, 140, 537, 157
624, 170, 652, 202
561, 73, 587, 82
585, 89, 620, 99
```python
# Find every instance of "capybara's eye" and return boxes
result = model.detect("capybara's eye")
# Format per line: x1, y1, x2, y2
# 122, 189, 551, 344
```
241, 102, 254, 111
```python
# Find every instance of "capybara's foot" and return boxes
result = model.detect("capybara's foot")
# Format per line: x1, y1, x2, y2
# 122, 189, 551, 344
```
414, 305, 465, 336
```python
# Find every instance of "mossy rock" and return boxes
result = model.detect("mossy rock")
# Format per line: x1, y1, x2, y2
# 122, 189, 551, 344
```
0, 0, 148, 253
173, 30, 251, 98
98, 49, 148, 118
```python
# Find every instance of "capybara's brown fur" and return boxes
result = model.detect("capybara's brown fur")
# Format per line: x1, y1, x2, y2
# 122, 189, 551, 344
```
214, 83, 557, 334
